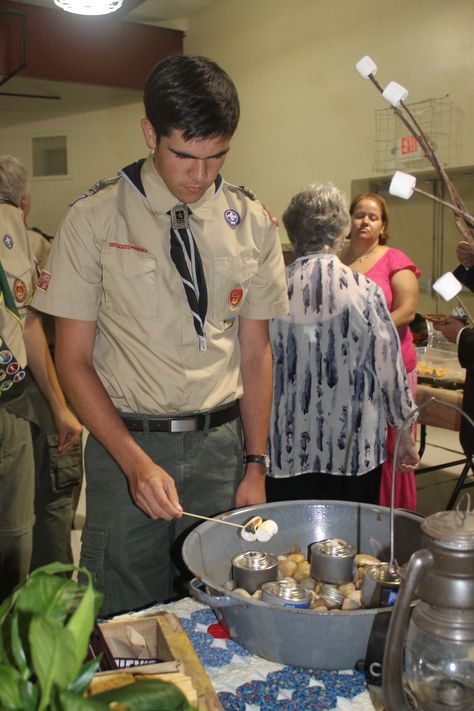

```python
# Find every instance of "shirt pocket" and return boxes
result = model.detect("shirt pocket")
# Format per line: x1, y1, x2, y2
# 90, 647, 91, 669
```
101, 248, 159, 317
212, 255, 259, 321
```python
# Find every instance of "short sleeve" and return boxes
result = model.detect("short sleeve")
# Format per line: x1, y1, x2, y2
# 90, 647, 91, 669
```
387, 247, 421, 280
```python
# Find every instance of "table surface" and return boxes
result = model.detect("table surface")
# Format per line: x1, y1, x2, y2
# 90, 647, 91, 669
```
122, 597, 377, 711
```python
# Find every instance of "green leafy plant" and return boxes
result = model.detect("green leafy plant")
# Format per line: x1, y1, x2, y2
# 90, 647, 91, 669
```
0, 564, 195, 710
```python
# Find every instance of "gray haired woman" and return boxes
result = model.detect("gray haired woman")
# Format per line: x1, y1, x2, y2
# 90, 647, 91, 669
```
266, 183, 419, 504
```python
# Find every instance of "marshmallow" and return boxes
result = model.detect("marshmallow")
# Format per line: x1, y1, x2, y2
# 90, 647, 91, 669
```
382, 81, 409, 107
389, 171, 416, 200
240, 528, 257, 542
240, 515, 262, 541
433, 272, 463, 302
255, 519, 279, 542
355, 56, 377, 79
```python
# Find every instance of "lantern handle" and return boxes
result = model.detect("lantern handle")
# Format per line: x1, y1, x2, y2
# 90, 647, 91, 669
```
455, 492, 472, 524
382, 547, 433, 711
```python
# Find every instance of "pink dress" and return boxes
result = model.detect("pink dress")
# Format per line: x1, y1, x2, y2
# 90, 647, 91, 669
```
365, 248, 421, 510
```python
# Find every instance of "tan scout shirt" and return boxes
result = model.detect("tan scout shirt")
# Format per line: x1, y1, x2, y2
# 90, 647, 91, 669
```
32, 156, 289, 415
1, 203, 36, 370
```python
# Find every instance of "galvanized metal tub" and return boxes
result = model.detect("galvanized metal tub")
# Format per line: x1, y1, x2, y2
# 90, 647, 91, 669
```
182, 500, 423, 670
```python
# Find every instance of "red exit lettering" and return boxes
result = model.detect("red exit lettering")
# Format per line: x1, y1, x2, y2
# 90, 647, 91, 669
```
401, 136, 419, 155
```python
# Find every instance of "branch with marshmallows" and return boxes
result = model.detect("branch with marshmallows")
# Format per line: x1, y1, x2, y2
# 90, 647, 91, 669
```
355, 55, 474, 246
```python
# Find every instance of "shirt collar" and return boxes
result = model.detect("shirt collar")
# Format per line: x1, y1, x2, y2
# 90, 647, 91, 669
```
140, 154, 222, 221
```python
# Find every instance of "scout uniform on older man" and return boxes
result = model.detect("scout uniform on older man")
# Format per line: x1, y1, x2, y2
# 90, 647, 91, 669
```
0, 154, 83, 583
0, 199, 36, 600
0, 194, 81, 600
32, 55, 289, 615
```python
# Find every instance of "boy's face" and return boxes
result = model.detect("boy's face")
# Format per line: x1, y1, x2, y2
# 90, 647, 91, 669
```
142, 120, 230, 204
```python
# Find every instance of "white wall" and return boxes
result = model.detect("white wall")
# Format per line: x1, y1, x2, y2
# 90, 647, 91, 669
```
185, 0, 474, 243
0, 91, 144, 234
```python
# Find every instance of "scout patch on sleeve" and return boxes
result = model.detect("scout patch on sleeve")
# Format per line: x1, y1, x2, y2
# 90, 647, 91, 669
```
36, 269, 52, 291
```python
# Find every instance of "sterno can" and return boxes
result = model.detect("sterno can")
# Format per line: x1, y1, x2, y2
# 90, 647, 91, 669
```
319, 583, 345, 609
361, 563, 402, 608
310, 538, 356, 584
260, 580, 312, 608
231, 551, 278, 594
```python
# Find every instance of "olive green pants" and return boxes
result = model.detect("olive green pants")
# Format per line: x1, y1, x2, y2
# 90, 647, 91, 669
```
0, 407, 35, 602
80, 418, 244, 616
26, 378, 83, 571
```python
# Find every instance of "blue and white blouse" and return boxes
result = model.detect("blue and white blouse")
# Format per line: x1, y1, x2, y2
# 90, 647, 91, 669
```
269, 253, 416, 477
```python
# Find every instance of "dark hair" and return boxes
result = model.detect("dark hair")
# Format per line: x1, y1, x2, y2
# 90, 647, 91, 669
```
283, 183, 350, 257
144, 54, 240, 141
349, 192, 390, 244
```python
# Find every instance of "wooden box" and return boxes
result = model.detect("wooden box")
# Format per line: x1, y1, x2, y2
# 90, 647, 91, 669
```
88, 612, 223, 710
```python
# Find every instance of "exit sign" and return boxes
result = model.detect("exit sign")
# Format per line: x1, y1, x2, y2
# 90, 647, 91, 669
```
400, 136, 419, 156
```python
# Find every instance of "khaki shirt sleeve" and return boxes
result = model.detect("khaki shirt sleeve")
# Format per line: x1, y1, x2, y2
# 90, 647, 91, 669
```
32, 203, 103, 321
241, 220, 289, 319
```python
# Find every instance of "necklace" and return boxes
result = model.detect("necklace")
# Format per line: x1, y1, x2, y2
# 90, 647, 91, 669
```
348, 243, 379, 264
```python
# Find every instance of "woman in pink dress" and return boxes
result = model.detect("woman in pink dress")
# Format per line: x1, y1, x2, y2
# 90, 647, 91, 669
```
341, 193, 420, 510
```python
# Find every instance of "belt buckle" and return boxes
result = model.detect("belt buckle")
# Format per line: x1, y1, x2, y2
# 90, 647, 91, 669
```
170, 417, 198, 433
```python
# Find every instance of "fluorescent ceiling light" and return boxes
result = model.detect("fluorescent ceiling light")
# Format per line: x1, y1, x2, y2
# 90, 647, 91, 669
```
54, 0, 124, 15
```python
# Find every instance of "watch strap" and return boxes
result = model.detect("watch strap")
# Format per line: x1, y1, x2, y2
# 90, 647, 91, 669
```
244, 453, 270, 467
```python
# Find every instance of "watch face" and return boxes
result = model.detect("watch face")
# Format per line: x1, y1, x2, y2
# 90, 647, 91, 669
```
263, 454, 270, 469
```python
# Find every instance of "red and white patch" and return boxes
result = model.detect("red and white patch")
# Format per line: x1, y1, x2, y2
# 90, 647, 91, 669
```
14, 278, 27, 303
229, 288, 243, 308
36, 270, 52, 292
108, 242, 148, 253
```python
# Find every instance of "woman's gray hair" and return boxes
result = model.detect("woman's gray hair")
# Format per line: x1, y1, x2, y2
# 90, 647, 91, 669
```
0, 154, 29, 206
282, 183, 350, 257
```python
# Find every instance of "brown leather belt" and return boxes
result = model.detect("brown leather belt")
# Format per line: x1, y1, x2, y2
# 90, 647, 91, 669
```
120, 401, 240, 433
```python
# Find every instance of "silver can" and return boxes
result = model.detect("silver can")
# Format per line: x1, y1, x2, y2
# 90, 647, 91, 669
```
260, 580, 312, 608
319, 583, 345, 609
361, 563, 402, 608
310, 538, 356, 584
232, 550, 278, 594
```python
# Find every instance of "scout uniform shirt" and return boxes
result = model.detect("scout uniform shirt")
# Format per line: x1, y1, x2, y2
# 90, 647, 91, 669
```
0, 202, 36, 401
32, 155, 289, 415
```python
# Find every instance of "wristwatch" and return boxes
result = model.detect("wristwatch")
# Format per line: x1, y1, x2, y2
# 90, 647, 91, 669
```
244, 453, 270, 469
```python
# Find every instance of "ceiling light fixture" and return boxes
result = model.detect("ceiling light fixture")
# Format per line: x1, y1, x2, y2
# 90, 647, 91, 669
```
54, 0, 124, 15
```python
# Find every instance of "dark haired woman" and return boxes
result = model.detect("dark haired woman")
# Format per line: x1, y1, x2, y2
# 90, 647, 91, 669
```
341, 193, 420, 510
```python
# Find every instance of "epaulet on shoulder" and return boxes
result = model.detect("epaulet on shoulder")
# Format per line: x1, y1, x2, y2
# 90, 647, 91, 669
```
237, 184, 257, 201
69, 175, 120, 207
234, 184, 279, 226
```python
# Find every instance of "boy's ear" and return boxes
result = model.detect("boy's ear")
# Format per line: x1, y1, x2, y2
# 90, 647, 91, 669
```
141, 118, 157, 150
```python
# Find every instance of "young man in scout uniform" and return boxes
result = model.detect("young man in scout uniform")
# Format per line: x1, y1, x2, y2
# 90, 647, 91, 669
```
0, 176, 82, 601
32, 55, 289, 615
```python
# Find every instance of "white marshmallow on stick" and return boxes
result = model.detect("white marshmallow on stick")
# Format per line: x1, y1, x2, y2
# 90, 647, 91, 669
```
255, 519, 279, 542
432, 272, 463, 301
355, 56, 377, 79
382, 81, 409, 107
389, 171, 417, 200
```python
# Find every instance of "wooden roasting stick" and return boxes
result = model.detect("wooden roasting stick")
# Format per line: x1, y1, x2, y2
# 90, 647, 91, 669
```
181, 511, 246, 529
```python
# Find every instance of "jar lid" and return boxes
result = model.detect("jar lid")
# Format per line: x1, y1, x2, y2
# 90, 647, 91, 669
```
422, 509, 474, 549
313, 538, 355, 557
232, 551, 278, 570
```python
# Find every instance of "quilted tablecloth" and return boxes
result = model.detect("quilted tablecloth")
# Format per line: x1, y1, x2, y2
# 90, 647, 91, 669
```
131, 597, 376, 711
